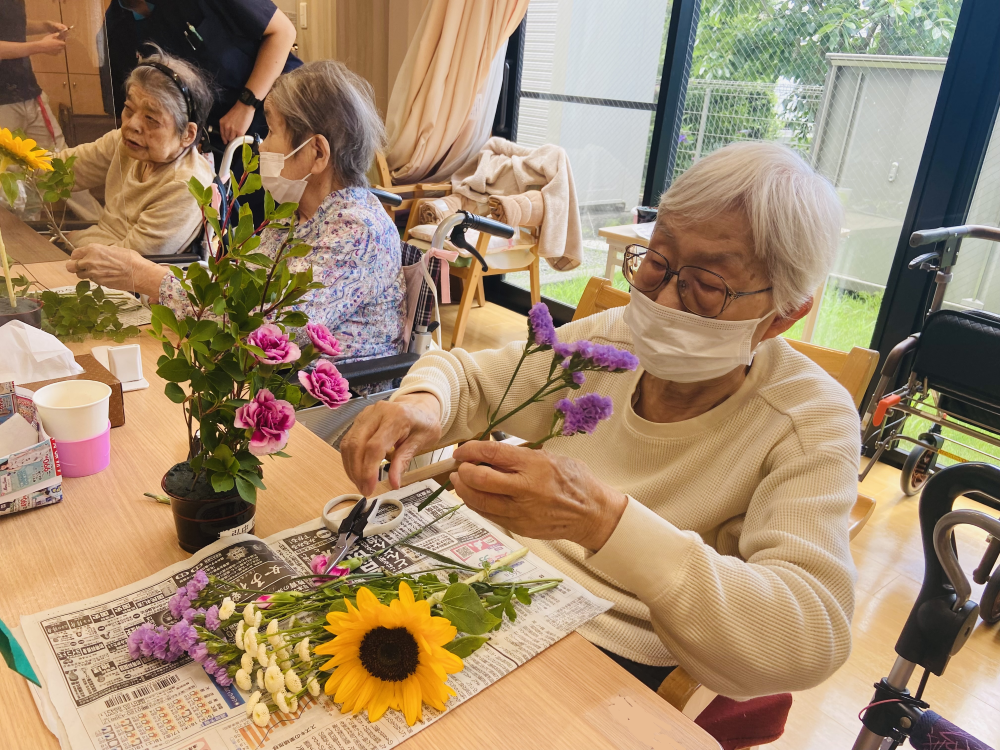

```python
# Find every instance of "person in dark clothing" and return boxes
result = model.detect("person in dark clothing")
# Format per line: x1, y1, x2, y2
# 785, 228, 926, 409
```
103, 0, 301, 156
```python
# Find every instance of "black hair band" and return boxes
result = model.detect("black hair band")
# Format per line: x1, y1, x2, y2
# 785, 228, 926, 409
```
135, 61, 195, 124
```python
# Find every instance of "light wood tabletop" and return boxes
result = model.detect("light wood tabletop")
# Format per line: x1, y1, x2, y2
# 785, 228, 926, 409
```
1, 261, 719, 750
1, 208, 68, 265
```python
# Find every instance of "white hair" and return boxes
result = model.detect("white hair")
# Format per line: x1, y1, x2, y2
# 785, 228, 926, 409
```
658, 141, 843, 316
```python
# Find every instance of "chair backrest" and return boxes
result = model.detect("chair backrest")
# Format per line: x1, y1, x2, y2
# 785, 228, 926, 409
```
572, 277, 630, 321
371, 152, 393, 188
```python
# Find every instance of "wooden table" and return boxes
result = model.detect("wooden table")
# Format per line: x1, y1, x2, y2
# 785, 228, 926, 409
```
0, 208, 68, 265
1, 261, 719, 750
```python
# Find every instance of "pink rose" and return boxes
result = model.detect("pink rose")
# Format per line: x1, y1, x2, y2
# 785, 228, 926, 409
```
298, 360, 350, 409
306, 323, 342, 356
309, 554, 348, 585
234, 388, 296, 456
246, 324, 301, 365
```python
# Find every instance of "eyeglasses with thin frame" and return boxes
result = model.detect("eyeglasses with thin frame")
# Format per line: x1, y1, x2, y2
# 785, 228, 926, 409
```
621, 244, 772, 319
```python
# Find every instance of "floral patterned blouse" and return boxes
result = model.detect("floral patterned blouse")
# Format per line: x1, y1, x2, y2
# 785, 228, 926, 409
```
159, 188, 406, 366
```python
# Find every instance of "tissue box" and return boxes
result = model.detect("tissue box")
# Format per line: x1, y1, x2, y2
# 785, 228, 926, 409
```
0, 384, 64, 517
24, 354, 125, 428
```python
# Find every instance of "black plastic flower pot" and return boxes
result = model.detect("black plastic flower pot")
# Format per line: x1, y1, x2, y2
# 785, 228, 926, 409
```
162, 461, 256, 553
0, 296, 43, 329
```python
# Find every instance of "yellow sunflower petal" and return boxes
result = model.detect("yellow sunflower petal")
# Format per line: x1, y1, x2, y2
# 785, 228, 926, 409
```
367, 681, 394, 723
324, 663, 352, 695
334, 663, 369, 706
400, 677, 423, 726
355, 586, 383, 614
397, 581, 415, 606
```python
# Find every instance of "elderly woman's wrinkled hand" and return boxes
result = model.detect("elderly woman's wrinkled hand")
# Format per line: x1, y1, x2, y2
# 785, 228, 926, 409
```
66, 244, 137, 289
449, 440, 628, 552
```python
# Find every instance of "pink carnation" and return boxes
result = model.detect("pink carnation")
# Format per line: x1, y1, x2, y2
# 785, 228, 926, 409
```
246, 324, 301, 365
234, 388, 296, 456
298, 360, 350, 409
306, 323, 342, 356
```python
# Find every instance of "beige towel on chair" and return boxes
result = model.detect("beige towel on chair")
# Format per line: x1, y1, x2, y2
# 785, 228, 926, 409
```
488, 191, 544, 227
452, 137, 582, 270
416, 194, 466, 225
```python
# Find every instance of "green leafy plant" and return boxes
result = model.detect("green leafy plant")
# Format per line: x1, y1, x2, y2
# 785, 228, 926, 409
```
149, 145, 349, 504
37, 281, 141, 343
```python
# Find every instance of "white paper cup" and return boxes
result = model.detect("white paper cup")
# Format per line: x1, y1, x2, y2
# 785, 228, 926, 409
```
32, 380, 112, 442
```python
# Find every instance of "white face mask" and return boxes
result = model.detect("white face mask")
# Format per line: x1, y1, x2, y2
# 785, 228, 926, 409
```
259, 136, 315, 205
623, 288, 775, 383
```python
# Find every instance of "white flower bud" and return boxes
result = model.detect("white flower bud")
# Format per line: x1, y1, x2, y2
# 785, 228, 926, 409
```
219, 597, 236, 621
264, 665, 284, 695
307, 677, 320, 697
256, 668, 264, 690
296, 638, 311, 664
240, 653, 254, 673
274, 690, 290, 714
252, 702, 270, 727
266, 619, 278, 636
280, 660, 292, 672
276, 648, 290, 662
242, 602, 256, 626
234, 621, 246, 651
288, 696, 299, 713
254, 610, 262, 628
235, 669, 252, 692
245, 690, 261, 718
269, 654, 277, 668
288, 615, 296, 628
243, 626, 258, 653
257, 643, 269, 666
284, 670, 302, 693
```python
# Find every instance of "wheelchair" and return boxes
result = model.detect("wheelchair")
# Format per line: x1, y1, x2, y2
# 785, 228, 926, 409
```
853, 463, 999, 750
859, 225, 1000, 623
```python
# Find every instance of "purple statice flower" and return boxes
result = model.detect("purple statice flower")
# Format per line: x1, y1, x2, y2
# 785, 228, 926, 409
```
168, 620, 198, 653
571, 371, 585, 385
204, 605, 221, 631
203, 657, 219, 674
151, 629, 173, 661
168, 588, 191, 620
214, 667, 233, 686
189, 642, 209, 664
185, 570, 209, 598
527, 303, 557, 347
555, 393, 614, 436
183, 607, 206, 623
127, 623, 155, 660
554, 340, 638, 373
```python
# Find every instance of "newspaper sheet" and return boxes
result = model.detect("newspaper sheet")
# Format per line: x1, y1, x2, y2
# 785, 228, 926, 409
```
19, 480, 612, 750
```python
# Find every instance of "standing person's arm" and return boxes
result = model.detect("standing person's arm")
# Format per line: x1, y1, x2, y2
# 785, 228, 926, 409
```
25, 20, 67, 36
0, 28, 64, 60
218, 8, 297, 142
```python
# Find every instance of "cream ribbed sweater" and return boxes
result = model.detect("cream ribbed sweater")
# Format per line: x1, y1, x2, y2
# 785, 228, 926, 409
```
59, 129, 214, 255
395, 308, 860, 699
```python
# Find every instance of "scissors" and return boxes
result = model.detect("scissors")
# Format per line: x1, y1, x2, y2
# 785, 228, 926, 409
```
321, 494, 405, 575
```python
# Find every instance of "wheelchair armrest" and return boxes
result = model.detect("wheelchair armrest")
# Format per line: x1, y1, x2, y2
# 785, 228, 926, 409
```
337, 353, 421, 388
147, 253, 203, 265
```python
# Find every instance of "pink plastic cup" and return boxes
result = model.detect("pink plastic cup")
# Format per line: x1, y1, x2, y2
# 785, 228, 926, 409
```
53, 421, 111, 478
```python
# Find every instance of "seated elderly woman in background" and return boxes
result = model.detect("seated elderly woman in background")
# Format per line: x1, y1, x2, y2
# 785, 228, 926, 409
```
61, 47, 214, 255
66, 60, 405, 366
341, 141, 859, 700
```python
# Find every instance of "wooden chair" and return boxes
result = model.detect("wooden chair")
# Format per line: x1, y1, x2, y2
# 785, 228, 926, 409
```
403, 196, 542, 350
368, 153, 451, 222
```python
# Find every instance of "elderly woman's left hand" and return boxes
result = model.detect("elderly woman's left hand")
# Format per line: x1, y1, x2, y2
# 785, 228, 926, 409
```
66, 244, 167, 298
449, 440, 628, 552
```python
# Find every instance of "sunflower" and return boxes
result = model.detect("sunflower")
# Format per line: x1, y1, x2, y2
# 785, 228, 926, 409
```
0, 128, 53, 171
315, 581, 464, 726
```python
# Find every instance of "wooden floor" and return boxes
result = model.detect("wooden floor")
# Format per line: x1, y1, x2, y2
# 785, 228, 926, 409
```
440, 300, 1000, 749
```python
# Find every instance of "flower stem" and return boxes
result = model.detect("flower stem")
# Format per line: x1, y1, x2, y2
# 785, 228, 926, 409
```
0, 228, 16, 306
425, 547, 530, 605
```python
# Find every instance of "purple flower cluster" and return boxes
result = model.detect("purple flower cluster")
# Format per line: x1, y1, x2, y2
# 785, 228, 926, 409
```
167, 570, 209, 619
553, 341, 639, 373
527, 303, 558, 347
555, 393, 614, 436
126, 620, 232, 686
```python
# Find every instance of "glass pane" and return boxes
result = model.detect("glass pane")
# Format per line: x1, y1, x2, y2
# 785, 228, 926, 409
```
673, 1, 962, 351
506, 0, 671, 306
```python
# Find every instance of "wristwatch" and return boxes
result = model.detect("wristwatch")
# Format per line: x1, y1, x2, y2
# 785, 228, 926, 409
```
238, 87, 263, 108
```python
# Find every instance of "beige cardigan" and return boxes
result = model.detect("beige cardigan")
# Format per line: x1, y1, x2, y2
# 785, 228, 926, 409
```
394, 308, 860, 699
60, 129, 214, 256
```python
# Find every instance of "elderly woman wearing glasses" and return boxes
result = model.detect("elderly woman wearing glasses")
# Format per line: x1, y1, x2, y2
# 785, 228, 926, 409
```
341, 142, 858, 700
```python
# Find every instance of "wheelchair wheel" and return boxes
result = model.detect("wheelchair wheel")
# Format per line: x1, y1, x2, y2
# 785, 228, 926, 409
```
900, 432, 944, 496
982, 567, 1000, 625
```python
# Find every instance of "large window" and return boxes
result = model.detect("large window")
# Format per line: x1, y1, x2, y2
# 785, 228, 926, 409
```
503, 0, 671, 307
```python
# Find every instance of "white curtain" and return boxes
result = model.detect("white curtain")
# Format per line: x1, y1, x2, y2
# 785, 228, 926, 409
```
384, 0, 528, 184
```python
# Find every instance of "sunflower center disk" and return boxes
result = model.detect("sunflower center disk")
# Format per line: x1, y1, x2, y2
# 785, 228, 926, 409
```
358, 626, 420, 682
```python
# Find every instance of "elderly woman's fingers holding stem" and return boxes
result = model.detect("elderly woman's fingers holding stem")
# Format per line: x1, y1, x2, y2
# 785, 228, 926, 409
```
340, 393, 443, 495
66, 244, 168, 300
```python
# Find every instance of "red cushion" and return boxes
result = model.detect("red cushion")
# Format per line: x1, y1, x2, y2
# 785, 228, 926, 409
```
694, 693, 793, 750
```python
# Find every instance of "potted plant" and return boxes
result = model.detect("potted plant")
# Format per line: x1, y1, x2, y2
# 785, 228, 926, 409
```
150, 147, 350, 552
0, 128, 75, 328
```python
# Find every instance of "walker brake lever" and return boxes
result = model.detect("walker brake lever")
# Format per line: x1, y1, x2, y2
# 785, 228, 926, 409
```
449, 226, 489, 272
